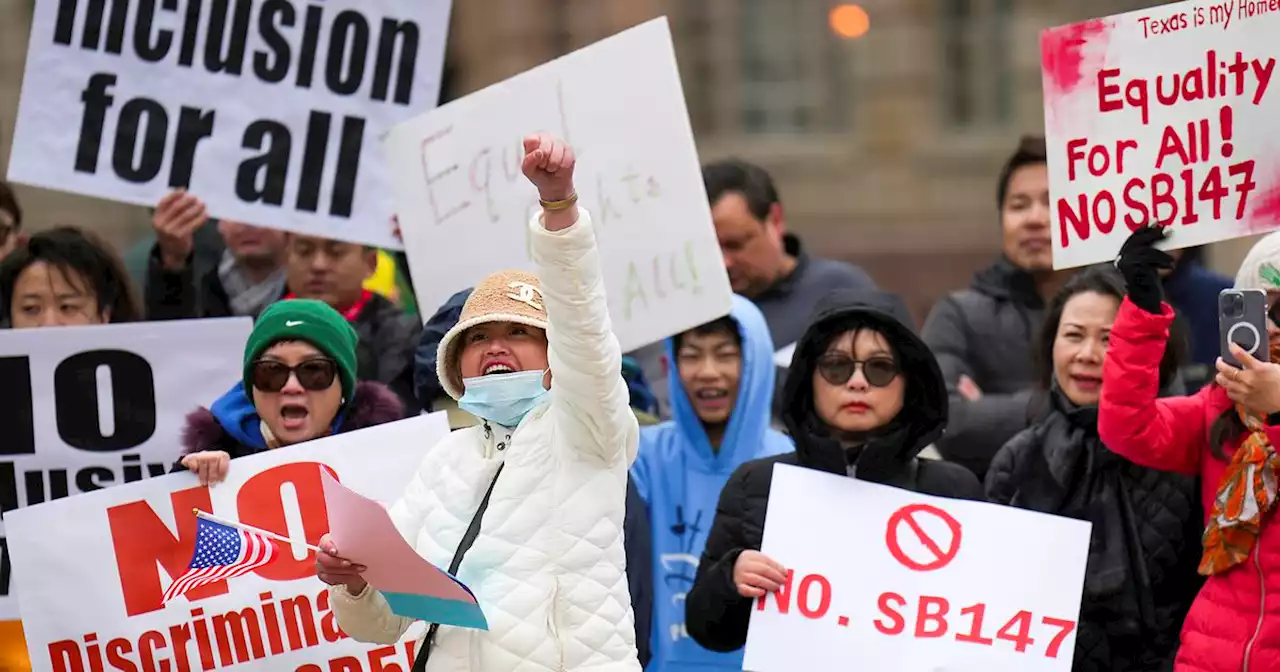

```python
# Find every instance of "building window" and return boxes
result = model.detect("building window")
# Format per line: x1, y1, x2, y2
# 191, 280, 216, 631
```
673, 0, 717, 135
738, 0, 852, 135
940, 0, 1012, 127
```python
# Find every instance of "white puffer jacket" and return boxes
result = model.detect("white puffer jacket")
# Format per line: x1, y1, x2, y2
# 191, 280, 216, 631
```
330, 209, 642, 672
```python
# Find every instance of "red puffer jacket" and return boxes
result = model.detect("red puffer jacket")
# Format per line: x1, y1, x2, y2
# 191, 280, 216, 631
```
1099, 298, 1280, 672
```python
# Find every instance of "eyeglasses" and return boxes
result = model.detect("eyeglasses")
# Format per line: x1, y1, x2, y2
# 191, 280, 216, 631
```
816, 355, 899, 388
250, 359, 338, 392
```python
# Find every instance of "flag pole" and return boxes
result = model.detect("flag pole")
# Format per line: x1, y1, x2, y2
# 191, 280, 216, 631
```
193, 508, 323, 553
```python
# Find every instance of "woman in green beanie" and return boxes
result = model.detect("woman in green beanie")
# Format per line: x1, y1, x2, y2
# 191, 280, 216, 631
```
179, 298, 405, 484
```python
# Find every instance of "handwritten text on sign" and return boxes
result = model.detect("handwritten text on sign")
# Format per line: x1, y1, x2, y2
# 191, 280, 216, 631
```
6, 0, 452, 249
744, 465, 1091, 672
0, 318, 250, 621
4, 413, 448, 672
386, 17, 732, 352
1040, 2, 1280, 269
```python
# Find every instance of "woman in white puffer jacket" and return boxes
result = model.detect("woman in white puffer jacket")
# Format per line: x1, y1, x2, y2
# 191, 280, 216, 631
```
315, 134, 641, 671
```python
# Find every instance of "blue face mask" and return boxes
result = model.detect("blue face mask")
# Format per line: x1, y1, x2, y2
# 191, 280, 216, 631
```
457, 370, 550, 428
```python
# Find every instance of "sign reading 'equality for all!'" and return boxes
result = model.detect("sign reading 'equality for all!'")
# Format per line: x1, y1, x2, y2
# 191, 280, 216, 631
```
744, 465, 1092, 672
6, 0, 452, 249
385, 17, 733, 353
5, 413, 449, 672
0, 318, 251, 621
1041, 0, 1280, 269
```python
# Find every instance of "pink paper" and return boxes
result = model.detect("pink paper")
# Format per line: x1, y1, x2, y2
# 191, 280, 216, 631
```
321, 470, 474, 602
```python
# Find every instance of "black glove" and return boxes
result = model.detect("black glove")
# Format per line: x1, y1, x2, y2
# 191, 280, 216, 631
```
1115, 225, 1174, 314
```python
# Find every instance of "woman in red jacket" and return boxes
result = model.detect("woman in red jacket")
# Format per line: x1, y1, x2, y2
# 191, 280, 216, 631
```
1099, 226, 1280, 672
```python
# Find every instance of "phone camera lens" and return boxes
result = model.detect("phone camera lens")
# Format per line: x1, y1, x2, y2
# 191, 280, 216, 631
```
1225, 293, 1246, 318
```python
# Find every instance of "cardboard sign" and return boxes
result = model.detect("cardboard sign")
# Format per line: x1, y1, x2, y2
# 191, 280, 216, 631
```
385, 17, 733, 352
1041, 1, 1280, 269
744, 465, 1091, 672
4, 413, 449, 672
6, 0, 453, 249
0, 318, 251, 620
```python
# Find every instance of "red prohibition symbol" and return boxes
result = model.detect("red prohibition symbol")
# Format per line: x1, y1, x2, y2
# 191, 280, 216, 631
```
885, 503, 962, 572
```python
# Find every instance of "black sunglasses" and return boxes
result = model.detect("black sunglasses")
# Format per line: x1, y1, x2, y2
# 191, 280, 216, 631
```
816, 355, 899, 388
250, 359, 338, 392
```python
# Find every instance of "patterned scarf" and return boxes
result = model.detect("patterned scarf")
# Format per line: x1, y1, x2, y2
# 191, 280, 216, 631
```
218, 250, 287, 317
1199, 404, 1280, 575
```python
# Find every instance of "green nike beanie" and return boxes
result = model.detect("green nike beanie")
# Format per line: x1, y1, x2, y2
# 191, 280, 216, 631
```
242, 299, 360, 401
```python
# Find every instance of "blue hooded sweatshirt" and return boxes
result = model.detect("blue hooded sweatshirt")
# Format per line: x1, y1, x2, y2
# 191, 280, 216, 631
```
631, 296, 793, 671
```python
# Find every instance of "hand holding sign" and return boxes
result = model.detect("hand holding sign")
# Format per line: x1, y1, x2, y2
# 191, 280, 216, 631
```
315, 533, 370, 596
152, 190, 207, 270
734, 550, 789, 598
522, 133, 576, 203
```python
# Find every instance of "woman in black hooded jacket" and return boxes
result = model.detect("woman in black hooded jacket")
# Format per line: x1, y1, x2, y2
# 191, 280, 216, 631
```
985, 266, 1202, 671
684, 289, 983, 653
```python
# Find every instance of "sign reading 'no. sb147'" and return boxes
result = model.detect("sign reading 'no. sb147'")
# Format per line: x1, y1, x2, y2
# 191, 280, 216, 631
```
744, 465, 1091, 672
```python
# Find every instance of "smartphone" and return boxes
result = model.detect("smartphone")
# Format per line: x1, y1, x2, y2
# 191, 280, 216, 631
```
1220, 289, 1269, 367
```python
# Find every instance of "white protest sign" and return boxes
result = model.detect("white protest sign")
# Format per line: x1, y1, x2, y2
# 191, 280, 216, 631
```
5, 412, 448, 672
0, 317, 251, 620
7, 0, 452, 249
1041, 0, 1280, 269
744, 465, 1091, 672
385, 17, 733, 352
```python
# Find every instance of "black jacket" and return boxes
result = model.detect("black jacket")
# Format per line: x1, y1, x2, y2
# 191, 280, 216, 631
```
986, 392, 1203, 672
921, 257, 1044, 479
684, 289, 984, 653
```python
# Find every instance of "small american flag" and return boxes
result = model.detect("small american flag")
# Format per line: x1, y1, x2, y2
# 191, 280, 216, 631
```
162, 515, 279, 602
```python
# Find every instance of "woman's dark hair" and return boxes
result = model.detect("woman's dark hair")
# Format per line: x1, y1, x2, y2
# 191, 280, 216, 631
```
0, 226, 142, 323
1033, 265, 1185, 414
996, 135, 1047, 209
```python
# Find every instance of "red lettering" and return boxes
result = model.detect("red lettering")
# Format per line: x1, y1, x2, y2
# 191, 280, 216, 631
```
1066, 138, 1088, 181
755, 569, 795, 614
1155, 125, 1190, 170
1088, 144, 1111, 177
1042, 617, 1078, 659
955, 603, 995, 645
1124, 177, 1150, 230
318, 587, 347, 643
329, 656, 363, 672
369, 644, 404, 672
107, 486, 219, 617
84, 633, 103, 672
797, 574, 832, 619
1093, 190, 1117, 234
1098, 69, 1122, 113
239, 462, 336, 582
48, 639, 84, 672
996, 610, 1037, 653
1116, 139, 1138, 173
1152, 173, 1177, 224
1230, 159, 1257, 219
211, 607, 267, 666
106, 638, 138, 672
282, 591, 322, 649
915, 596, 950, 638
139, 631, 168, 672
1199, 166, 1229, 221
1181, 169, 1201, 225
1057, 194, 1092, 247
874, 592, 906, 635
166, 622, 197, 672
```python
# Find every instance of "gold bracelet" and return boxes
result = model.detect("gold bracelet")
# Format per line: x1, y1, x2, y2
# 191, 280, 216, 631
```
539, 192, 579, 211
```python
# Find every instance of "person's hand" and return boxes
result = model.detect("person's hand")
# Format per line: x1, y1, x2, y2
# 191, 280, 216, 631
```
315, 534, 368, 596
1115, 225, 1174, 314
958, 375, 983, 402
180, 450, 230, 486
1215, 343, 1280, 416
732, 550, 788, 598
521, 133, 576, 203
153, 190, 207, 270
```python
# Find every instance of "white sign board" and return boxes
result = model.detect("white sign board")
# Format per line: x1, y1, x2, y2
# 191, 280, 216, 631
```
5, 413, 449, 671
744, 465, 1091, 672
0, 317, 251, 620
7, 0, 453, 249
385, 17, 733, 351
1041, 1, 1280, 269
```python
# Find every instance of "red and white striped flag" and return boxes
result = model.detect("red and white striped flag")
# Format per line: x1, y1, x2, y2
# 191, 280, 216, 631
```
162, 515, 279, 602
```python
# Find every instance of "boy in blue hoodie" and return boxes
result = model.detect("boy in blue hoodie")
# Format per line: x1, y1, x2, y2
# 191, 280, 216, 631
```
631, 295, 793, 671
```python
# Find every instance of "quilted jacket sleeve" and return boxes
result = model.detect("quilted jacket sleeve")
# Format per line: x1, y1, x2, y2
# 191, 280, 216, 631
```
685, 463, 755, 653
1098, 298, 1208, 476
529, 208, 639, 467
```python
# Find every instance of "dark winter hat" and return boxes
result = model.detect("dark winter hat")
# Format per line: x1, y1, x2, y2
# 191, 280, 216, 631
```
243, 299, 359, 401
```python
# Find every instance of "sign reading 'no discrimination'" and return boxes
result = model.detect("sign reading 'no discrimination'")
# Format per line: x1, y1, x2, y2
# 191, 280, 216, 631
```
6, 0, 451, 249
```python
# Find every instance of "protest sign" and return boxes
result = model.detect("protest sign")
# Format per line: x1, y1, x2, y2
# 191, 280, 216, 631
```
6, 0, 452, 249
1041, 0, 1280, 269
4, 412, 449, 672
0, 317, 251, 621
385, 17, 733, 352
744, 465, 1091, 672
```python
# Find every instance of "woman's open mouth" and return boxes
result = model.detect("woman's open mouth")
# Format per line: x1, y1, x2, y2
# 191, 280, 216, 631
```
279, 402, 309, 430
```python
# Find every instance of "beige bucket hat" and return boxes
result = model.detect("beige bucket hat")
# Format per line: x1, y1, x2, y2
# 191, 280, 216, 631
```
436, 269, 550, 400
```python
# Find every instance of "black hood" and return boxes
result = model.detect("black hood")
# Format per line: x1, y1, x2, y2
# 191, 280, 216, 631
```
780, 289, 948, 479
972, 256, 1044, 309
